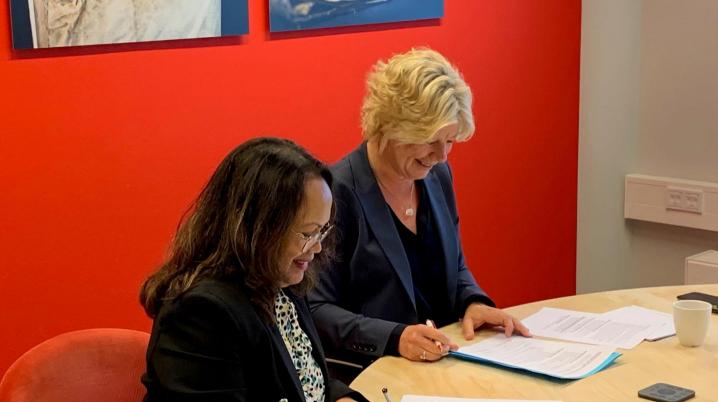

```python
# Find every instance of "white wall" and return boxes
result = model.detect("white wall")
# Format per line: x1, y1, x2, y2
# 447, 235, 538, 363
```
636, 1, 718, 181
578, 0, 718, 293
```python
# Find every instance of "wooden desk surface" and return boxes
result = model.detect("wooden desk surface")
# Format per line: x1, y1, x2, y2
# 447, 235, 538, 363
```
351, 284, 718, 402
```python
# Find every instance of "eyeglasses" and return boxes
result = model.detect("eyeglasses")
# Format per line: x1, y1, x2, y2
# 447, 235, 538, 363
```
294, 224, 333, 253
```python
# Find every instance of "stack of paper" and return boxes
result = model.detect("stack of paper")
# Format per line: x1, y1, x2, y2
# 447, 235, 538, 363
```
521, 306, 675, 349
600, 305, 675, 341
449, 305, 671, 379
451, 335, 620, 380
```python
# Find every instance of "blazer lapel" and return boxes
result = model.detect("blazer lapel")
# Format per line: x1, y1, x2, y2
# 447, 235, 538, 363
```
423, 171, 459, 311
348, 143, 416, 308
268, 322, 305, 400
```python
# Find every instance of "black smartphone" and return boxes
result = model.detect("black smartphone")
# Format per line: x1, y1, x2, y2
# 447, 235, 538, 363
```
676, 292, 718, 313
638, 383, 695, 402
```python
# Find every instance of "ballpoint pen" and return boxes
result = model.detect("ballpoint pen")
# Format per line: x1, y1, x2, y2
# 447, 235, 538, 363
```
426, 319, 444, 352
382, 387, 394, 402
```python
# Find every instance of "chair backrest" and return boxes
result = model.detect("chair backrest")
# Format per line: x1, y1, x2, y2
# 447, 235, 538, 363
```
0, 328, 150, 402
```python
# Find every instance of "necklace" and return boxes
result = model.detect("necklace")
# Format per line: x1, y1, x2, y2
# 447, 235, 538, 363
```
405, 182, 415, 216
367, 142, 416, 217
376, 177, 416, 217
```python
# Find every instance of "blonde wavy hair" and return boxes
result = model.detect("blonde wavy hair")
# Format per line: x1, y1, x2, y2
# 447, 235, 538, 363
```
361, 48, 475, 146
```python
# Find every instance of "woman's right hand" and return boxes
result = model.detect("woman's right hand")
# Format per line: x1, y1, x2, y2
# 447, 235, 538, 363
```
398, 324, 458, 362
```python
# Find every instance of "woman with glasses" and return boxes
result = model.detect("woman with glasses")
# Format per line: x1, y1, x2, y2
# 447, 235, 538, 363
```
308, 48, 531, 376
140, 137, 366, 402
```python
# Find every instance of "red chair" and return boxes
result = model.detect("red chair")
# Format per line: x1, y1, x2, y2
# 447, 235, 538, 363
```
0, 328, 150, 402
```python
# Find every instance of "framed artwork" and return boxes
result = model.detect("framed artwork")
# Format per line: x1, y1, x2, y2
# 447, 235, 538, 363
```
269, 0, 443, 32
9, 0, 249, 49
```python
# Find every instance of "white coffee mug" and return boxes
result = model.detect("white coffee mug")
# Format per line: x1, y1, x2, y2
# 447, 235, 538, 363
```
673, 299, 712, 347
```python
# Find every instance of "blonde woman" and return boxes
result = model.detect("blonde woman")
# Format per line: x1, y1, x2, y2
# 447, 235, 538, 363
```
309, 49, 531, 376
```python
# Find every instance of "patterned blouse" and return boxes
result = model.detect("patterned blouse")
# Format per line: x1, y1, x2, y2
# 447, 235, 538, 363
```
275, 290, 326, 402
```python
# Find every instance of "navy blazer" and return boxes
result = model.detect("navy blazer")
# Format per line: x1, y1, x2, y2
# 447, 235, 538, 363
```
142, 278, 366, 402
309, 143, 494, 364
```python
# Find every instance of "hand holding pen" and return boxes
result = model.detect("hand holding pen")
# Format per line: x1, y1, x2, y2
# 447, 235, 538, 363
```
397, 320, 458, 362
425, 319, 448, 353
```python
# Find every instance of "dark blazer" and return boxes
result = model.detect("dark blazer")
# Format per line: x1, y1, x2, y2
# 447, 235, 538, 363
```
142, 278, 366, 402
308, 143, 494, 364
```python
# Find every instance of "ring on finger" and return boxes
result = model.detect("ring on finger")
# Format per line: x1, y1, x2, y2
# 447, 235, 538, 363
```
420, 350, 427, 361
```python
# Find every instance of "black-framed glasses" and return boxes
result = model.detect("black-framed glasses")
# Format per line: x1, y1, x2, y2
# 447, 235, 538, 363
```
294, 224, 333, 253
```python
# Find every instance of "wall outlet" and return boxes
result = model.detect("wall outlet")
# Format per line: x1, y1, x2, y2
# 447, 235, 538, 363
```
666, 186, 703, 214
684, 189, 703, 212
625, 174, 718, 232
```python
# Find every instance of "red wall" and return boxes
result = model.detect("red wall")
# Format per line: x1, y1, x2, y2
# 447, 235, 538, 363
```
0, 1, 580, 376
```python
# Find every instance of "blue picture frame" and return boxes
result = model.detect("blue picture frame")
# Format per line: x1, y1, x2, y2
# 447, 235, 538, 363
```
9, 0, 248, 49
269, 0, 444, 32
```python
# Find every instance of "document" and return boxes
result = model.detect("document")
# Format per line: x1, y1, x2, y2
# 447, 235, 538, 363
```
450, 334, 620, 380
599, 305, 675, 341
521, 307, 653, 349
402, 397, 561, 402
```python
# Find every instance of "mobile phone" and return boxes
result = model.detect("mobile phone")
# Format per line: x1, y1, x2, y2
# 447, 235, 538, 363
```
676, 292, 718, 314
638, 383, 695, 402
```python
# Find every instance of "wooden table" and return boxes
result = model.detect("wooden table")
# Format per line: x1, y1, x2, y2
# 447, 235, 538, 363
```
351, 284, 718, 401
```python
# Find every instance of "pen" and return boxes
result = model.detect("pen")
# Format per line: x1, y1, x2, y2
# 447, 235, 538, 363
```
425, 319, 444, 352
382, 387, 394, 402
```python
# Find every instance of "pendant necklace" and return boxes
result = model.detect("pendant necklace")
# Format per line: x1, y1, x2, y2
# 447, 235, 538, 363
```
404, 183, 415, 216
377, 177, 416, 217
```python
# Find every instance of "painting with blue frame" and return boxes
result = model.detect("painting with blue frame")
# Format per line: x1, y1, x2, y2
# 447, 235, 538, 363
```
9, 0, 248, 49
269, 0, 444, 32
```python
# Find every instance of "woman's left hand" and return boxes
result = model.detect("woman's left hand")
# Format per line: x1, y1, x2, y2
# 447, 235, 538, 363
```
461, 303, 532, 340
